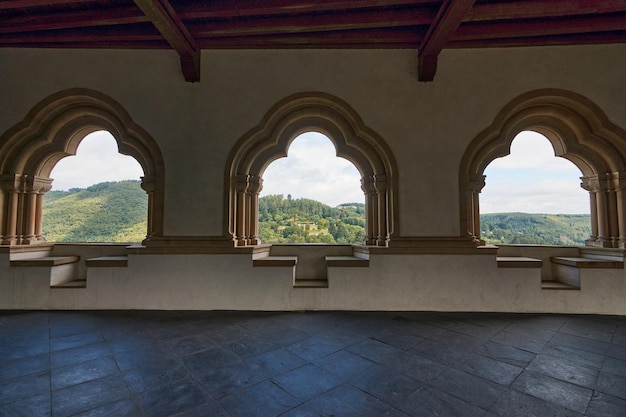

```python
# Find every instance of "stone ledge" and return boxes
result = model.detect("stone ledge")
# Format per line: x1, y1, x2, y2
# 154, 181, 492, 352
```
496, 257, 543, 268
541, 280, 580, 290
253, 256, 297, 267
325, 256, 369, 267
550, 257, 623, 269
85, 256, 128, 267
10, 256, 80, 267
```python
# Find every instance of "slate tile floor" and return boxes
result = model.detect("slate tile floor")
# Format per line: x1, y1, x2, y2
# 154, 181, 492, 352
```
1, 311, 626, 417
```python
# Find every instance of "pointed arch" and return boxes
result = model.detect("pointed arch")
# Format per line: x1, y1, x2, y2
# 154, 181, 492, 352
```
0, 88, 165, 245
225, 92, 398, 247
460, 89, 626, 248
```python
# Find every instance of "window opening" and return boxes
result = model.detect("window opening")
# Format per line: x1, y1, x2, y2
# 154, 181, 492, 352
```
43, 131, 147, 243
481, 131, 590, 245
259, 132, 365, 244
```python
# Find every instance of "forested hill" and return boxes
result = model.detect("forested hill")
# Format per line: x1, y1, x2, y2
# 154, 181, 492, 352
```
481, 213, 590, 245
43, 180, 147, 243
259, 194, 365, 244
42, 182, 591, 245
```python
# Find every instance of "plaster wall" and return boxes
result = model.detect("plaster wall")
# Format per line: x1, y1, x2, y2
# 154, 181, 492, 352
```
1, 251, 624, 314
1, 46, 625, 238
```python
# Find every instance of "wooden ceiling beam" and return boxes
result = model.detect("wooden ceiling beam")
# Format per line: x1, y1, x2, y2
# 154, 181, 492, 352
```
418, 0, 476, 82
469, 0, 626, 22
177, 0, 436, 19
188, 8, 434, 38
449, 31, 626, 48
0, 6, 148, 34
133, 0, 200, 82
0, 0, 93, 9
456, 13, 626, 41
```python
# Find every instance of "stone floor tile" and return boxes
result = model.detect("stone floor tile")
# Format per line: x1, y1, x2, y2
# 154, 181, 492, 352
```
410, 339, 473, 367
0, 353, 50, 381
70, 398, 141, 417
549, 333, 609, 356
51, 355, 120, 391
350, 365, 422, 410
372, 329, 425, 350
303, 384, 392, 417
539, 343, 606, 369
123, 358, 189, 394
271, 364, 342, 402
50, 330, 104, 352
510, 370, 593, 414
586, 392, 626, 417
558, 320, 614, 343
526, 354, 599, 389
165, 333, 219, 357
602, 356, 626, 378
399, 386, 486, 417
51, 375, 130, 417
138, 379, 207, 417
0, 393, 51, 417
170, 401, 231, 417
219, 381, 300, 417
194, 361, 267, 400
0, 371, 50, 405
490, 389, 584, 417
244, 348, 307, 378
451, 350, 523, 386
50, 342, 111, 369
596, 372, 626, 400
473, 340, 536, 368
312, 349, 376, 381
428, 368, 505, 410
490, 330, 546, 354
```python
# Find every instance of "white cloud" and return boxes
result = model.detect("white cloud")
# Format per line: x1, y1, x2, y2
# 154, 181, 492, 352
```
259, 132, 364, 206
49, 131, 144, 191
481, 131, 589, 214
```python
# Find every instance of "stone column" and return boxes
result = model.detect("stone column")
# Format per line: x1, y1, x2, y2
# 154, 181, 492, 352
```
612, 172, 626, 248
581, 175, 599, 245
373, 174, 388, 246
33, 177, 53, 243
234, 174, 250, 246
361, 176, 377, 245
468, 174, 486, 244
0, 174, 21, 245
247, 175, 263, 245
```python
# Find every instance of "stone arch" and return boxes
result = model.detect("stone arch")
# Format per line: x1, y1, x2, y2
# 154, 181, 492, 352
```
226, 92, 398, 247
0, 88, 165, 245
460, 88, 626, 248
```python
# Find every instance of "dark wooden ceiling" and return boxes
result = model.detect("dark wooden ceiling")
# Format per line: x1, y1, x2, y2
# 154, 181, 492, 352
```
2, 0, 626, 82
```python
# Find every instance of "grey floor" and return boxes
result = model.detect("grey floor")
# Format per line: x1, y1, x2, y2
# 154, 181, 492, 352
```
1, 310, 625, 417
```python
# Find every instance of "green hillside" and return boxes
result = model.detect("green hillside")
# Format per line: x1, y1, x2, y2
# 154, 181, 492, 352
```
42, 183, 591, 246
480, 213, 590, 245
259, 194, 365, 244
43, 180, 148, 243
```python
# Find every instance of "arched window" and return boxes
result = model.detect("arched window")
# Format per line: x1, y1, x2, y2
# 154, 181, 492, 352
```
460, 89, 626, 248
43, 131, 147, 243
226, 92, 397, 247
0, 89, 164, 245
480, 131, 590, 245
259, 131, 365, 244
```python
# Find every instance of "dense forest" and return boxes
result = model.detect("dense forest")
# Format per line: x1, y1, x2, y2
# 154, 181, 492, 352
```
43, 180, 147, 243
259, 194, 365, 244
481, 213, 590, 245
42, 182, 591, 246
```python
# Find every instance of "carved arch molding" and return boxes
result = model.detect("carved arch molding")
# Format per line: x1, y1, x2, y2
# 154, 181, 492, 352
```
226, 92, 398, 247
460, 88, 626, 248
0, 88, 165, 245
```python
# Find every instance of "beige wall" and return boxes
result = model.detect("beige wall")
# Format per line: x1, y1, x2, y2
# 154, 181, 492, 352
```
1, 45, 625, 238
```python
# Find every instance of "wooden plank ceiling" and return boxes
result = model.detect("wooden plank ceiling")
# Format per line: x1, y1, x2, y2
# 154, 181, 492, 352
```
1, 0, 626, 82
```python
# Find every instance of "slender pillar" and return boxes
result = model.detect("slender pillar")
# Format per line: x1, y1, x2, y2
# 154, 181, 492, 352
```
361, 176, 377, 245
373, 174, 388, 246
234, 174, 250, 246
247, 175, 263, 245
0, 174, 21, 245
612, 172, 626, 248
468, 174, 486, 244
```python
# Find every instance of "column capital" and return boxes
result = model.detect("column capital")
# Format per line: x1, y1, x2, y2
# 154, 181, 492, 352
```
141, 175, 157, 193
247, 175, 263, 194
0, 174, 22, 192
468, 174, 486, 193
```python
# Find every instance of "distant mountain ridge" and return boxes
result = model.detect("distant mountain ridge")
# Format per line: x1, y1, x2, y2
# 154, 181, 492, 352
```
42, 181, 591, 245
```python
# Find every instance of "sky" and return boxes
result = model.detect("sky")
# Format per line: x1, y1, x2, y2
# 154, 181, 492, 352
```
51, 130, 589, 213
